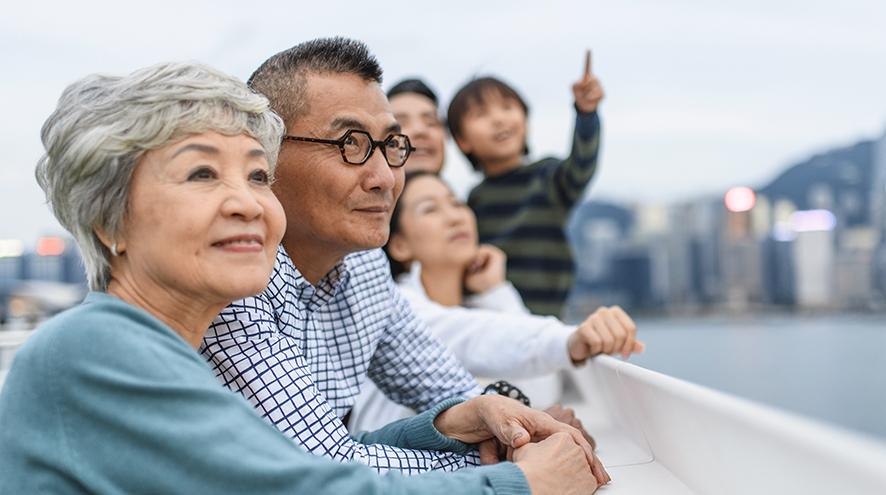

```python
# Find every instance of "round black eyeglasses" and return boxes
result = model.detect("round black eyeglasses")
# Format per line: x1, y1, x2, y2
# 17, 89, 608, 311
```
282, 129, 416, 168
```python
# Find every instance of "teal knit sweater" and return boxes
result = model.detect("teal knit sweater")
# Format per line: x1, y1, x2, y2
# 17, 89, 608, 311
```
0, 292, 528, 494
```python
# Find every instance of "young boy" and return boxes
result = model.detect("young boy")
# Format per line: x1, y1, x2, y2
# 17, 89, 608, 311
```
447, 51, 604, 317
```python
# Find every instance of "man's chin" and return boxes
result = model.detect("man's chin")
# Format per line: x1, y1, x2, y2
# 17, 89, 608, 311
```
347, 231, 390, 253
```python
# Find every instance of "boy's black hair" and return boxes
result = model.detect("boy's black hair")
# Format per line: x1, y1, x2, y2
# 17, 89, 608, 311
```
387, 78, 439, 107
385, 170, 441, 279
446, 76, 530, 170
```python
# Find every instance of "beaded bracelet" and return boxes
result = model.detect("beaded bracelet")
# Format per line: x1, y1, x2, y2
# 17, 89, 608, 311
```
482, 380, 531, 407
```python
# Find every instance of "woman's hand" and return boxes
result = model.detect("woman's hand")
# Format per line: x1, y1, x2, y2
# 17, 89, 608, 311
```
568, 305, 645, 363
464, 244, 507, 293
544, 404, 596, 450
514, 432, 603, 494
433, 395, 608, 485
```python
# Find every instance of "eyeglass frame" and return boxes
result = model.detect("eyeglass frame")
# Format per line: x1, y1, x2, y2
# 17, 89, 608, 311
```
281, 129, 417, 168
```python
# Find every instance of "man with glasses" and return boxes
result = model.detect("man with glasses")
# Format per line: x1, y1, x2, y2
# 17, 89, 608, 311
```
282, 129, 415, 167
200, 38, 517, 477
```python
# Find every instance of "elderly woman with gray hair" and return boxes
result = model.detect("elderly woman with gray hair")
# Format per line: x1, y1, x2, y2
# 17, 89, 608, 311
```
0, 62, 601, 495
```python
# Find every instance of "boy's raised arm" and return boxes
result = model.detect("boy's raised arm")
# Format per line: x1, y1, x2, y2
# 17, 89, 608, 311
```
551, 49, 604, 209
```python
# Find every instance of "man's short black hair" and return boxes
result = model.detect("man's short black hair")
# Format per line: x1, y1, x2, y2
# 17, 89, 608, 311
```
446, 76, 530, 170
248, 37, 383, 125
387, 78, 438, 107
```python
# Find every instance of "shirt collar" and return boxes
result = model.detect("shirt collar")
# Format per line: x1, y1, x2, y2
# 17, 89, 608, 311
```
276, 245, 351, 310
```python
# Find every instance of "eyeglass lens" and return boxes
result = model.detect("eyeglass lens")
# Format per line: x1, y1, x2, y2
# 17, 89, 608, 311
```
341, 131, 410, 166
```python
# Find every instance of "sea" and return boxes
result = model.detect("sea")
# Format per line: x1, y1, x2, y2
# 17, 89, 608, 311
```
623, 313, 886, 444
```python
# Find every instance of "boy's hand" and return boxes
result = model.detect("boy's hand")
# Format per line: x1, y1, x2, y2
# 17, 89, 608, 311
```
464, 244, 507, 293
572, 49, 604, 113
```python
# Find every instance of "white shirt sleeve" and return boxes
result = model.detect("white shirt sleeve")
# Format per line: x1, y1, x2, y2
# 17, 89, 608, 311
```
349, 276, 575, 431
463, 282, 531, 315
400, 285, 574, 379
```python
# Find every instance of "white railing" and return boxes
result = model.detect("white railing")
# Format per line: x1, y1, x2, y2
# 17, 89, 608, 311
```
566, 355, 886, 494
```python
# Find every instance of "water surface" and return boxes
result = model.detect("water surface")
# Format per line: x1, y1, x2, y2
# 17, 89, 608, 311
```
626, 313, 886, 443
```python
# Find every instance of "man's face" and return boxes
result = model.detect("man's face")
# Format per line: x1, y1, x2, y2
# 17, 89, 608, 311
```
390, 93, 446, 173
273, 72, 404, 258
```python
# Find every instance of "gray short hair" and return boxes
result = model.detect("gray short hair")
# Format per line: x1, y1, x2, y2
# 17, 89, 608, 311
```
248, 37, 383, 124
36, 61, 285, 291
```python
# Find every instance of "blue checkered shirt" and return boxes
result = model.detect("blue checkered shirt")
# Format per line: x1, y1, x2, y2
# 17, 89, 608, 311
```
201, 247, 482, 474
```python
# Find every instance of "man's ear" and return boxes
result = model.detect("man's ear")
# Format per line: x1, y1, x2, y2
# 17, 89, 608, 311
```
386, 233, 413, 264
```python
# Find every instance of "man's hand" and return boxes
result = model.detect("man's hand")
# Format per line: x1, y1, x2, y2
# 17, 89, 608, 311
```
433, 394, 607, 483
544, 404, 596, 450
464, 244, 507, 293
478, 405, 597, 463
572, 49, 604, 113
568, 305, 644, 363
514, 432, 607, 494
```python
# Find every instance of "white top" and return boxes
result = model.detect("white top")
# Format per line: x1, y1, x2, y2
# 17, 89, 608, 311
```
349, 265, 575, 432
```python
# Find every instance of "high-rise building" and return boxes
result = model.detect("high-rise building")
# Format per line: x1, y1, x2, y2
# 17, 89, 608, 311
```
871, 128, 886, 295
19, 237, 85, 286
870, 128, 886, 231
791, 210, 837, 308
834, 227, 878, 308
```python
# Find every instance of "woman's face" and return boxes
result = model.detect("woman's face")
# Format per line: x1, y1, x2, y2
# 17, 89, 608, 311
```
120, 131, 285, 304
390, 175, 478, 270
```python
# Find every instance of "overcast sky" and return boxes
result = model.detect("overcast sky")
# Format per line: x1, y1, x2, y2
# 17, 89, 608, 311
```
2, 0, 884, 244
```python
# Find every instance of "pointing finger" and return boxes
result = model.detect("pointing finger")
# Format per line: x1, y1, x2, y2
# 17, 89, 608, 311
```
583, 49, 592, 78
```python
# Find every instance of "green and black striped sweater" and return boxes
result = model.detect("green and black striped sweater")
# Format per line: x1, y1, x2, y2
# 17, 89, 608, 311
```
468, 111, 600, 317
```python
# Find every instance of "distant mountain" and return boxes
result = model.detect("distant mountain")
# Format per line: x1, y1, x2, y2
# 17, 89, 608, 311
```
759, 139, 874, 227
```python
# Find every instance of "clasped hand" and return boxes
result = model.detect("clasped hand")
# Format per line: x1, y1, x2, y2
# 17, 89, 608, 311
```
434, 394, 609, 488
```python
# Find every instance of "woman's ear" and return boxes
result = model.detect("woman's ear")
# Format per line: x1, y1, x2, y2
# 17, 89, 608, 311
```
386, 233, 413, 264
94, 226, 125, 255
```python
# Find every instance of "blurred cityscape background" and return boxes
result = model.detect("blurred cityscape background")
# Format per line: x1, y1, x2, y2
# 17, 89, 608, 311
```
3, 127, 885, 327
565, 128, 886, 320
0, 236, 85, 326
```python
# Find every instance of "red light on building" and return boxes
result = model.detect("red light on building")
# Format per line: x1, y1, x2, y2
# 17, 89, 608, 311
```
36, 236, 66, 256
724, 187, 756, 213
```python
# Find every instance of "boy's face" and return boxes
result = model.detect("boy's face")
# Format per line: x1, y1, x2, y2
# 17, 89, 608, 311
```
454, 91, 527, 172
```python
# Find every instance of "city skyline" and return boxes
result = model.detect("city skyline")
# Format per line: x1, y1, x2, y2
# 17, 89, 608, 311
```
566, 130, 886, 315
5, 130, 884, 316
